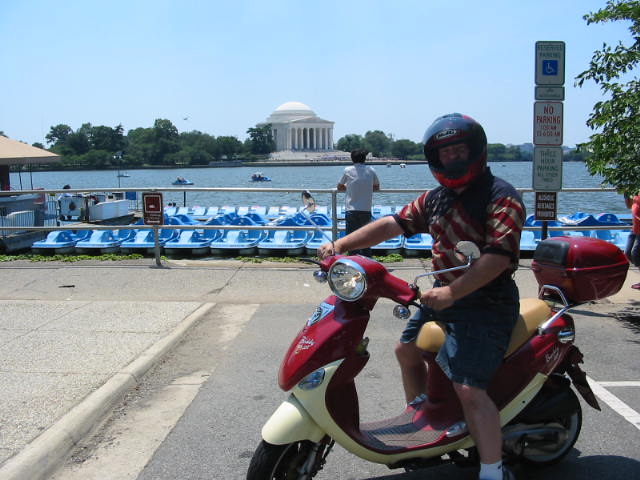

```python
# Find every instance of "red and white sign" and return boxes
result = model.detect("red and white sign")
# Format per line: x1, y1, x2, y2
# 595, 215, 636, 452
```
533, 101, 563, 146
142, 192, 164, 225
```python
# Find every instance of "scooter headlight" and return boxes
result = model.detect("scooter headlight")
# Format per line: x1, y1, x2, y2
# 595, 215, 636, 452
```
298, 368, 325, 390
327, 258, 367, 301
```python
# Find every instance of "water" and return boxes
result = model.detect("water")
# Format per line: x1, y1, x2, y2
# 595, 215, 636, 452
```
9, 162, 625, 216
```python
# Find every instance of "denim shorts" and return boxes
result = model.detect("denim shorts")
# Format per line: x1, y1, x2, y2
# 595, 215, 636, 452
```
400, 279, 519, 390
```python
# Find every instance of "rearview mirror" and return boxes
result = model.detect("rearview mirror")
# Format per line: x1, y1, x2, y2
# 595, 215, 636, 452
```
455, 241, 480, 261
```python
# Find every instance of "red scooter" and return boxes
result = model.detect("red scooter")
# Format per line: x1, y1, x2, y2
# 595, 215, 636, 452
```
247, 233, 629, 479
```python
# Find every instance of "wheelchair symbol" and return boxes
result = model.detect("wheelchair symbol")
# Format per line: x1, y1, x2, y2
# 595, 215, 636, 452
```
543, 60, 558, 76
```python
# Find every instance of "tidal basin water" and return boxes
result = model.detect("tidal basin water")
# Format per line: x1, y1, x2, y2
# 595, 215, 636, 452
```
10, 162, 625, 216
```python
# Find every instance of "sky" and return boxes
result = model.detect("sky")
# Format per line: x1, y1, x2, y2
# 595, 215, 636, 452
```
0, 0, 635, 148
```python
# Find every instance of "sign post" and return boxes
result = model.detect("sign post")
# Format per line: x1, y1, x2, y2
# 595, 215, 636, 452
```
142, 192, 164, 266
533, 41, 565, 234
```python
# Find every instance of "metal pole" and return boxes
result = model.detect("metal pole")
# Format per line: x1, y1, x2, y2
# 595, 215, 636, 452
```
541, 221, 549, 240
331, 189, 338, 241
153, 225, 162, 266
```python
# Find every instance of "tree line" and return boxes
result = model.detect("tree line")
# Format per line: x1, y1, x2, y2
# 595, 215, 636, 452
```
25, 120, 587, 171
37, 120, 277, 169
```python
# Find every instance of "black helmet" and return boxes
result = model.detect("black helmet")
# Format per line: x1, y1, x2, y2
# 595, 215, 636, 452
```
422, 113, 487, 189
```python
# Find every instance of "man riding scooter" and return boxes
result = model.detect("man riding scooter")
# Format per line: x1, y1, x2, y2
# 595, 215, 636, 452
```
318, 113, 526, 480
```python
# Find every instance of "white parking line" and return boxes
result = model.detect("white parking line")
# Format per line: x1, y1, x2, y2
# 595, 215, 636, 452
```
597, 381, 640, 387
587, 376, 640, 431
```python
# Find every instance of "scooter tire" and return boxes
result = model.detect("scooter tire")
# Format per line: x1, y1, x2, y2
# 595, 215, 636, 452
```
246, 440, 319, 480
519, 390, 583, 466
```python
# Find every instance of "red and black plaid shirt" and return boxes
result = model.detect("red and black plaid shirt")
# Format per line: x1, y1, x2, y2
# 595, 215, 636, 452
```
394, 169, 525, 283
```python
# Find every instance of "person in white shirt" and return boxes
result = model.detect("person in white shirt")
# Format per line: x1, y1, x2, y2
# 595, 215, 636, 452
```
337, 148, 380, 256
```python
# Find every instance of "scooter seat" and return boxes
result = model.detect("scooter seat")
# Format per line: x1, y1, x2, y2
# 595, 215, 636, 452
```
416, 298, 551, 357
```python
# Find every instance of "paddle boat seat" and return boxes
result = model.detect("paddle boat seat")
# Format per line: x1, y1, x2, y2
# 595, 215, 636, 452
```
416, 298, 552, 357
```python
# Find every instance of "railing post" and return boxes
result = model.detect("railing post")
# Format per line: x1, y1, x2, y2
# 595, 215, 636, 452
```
153, 225, 162, 266
331, 189, 338, 242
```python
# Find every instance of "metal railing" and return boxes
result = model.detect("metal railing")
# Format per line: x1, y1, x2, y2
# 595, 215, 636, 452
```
0, 186, 630, 266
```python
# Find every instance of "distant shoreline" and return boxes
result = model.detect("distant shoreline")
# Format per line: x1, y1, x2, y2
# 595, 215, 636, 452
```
15, 158, 586, 173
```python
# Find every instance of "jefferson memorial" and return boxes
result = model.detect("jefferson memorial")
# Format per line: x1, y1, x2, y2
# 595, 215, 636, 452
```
259, 101, 335, 153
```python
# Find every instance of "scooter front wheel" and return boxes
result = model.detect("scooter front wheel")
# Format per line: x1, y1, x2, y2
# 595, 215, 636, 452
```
246, 440, 326, 480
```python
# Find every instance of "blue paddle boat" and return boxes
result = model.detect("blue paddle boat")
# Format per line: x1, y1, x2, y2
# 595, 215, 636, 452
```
251, 172, 271, 182
74, 229, 135, 254
403, 233, 434, 257
209, 216, 268, 256
257, 216, 312, 256
172, 176, 194, 185
31, 230, 92, 254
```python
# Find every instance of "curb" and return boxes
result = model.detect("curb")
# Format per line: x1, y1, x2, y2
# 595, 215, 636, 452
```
0, 302, 216, 480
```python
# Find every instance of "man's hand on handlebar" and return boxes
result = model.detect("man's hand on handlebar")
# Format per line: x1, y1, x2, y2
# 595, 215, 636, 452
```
317, 242, 339, 259
420, 286, 455, 311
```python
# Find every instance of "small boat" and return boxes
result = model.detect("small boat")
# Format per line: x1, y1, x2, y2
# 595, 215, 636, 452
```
172, 176, 194, 185
31, 230, 92, 254
251, 172, 271, 182
74, 229, 135, 254
119, 227, 178, 254
399, 163, 406, 168
403, 233, 433, 257
257, 217, 312, 256
209, 216, 268, 256
117, 172, 130, 178
370, 235, 404, 255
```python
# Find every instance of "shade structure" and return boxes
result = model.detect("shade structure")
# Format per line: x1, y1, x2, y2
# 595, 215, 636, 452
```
0, 136, 60, 165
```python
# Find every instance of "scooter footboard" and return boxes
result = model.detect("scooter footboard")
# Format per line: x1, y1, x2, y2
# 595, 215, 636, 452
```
262, 394, 326, 445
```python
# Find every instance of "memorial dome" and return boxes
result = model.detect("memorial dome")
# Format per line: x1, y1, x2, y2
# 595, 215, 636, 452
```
272, 101, 316, 117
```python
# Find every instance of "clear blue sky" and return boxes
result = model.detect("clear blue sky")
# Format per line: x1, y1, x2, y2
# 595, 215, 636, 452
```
0, 0, 634, 148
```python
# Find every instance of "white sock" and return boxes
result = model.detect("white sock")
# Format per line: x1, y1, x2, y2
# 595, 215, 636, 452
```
479, 460, 503, 480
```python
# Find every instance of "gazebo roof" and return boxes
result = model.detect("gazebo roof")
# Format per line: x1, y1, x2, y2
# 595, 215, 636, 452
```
0, 136, 60, 165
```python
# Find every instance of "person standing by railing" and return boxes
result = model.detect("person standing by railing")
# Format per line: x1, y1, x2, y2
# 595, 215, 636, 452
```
336, 148, 380, 257
624, 193, 640, 289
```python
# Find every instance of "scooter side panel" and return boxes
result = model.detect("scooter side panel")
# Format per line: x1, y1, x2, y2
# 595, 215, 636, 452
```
278, 297, 370, 391
261, 395, 326, 445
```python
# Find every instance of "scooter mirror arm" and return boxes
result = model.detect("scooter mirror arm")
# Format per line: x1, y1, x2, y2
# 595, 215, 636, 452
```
411, 256, 473, 287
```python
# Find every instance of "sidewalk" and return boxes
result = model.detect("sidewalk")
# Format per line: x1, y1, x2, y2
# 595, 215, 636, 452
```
0, 258, 638, 480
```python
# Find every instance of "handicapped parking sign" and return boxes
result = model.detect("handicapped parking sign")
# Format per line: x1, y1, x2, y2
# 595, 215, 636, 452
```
543, 60, 558, 76
536, 41, 565, 85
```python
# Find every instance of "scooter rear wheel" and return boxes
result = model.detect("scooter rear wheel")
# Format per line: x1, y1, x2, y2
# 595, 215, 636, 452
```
519, 391, 582, 466
246, 440, 321, 479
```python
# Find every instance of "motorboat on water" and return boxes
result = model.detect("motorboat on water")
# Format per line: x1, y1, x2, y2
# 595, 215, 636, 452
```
251, 172, 271, 182
172, 176, 194, 185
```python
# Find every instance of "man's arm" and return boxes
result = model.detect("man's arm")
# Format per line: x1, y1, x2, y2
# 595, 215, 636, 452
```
318, 215, 402, 258
337, 183, 346, 191
373, 182, 380, 192
420, 253, 511, 311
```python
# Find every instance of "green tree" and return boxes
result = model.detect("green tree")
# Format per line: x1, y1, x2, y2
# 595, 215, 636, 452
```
391, 139, 420, 159
246, 124, 275, 154
575, 0, 640, 195
216, 136, 243, 159
125, 127, 155, 166
151, 119, 180, 164
336, 134, 363, 152
363, 130, 393, 157
45, 124, 73, 146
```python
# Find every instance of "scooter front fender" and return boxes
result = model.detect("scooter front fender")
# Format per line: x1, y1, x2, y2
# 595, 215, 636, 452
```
262, 394, 326, 445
